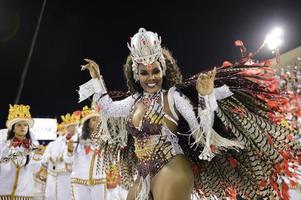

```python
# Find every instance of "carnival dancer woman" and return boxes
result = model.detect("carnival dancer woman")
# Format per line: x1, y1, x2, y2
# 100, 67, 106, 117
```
79, 28, 300, 200
0, 104, 45, 200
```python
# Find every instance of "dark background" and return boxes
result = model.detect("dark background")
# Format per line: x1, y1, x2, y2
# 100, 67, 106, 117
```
1, 0, 301, 127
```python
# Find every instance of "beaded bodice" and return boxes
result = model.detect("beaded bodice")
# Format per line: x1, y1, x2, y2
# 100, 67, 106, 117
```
126, 91, 183, 178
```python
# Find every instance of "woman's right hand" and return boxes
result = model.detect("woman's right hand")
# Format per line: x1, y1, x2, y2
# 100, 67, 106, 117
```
81, 58, 101, 79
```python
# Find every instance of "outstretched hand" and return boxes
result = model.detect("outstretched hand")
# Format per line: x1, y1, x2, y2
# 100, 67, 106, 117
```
196, 67, 216, 96
81, 58, 101, 79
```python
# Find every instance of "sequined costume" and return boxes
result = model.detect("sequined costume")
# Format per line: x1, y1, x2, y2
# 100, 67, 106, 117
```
87, 65, 301, 200
91, 83, 244, 199
78, 28, 301, 200
126, 91, 183, 179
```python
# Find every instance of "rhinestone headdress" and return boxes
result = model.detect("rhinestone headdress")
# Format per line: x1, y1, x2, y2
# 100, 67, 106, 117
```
127, 28, 166, 81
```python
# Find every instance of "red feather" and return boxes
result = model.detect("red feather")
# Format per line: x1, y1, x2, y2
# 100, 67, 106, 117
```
228, 157, 238, 168
290, 180, 298, 188
281, 182, 290, 200
222, 61, 233, 68
270, 176, 281, 197
85, 146, 91, 155
260, 178, 267, 188
267, 134, 273, 145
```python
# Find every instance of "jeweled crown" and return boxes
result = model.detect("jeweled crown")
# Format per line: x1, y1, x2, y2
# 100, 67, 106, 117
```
61, 111, 81, 126
127, 28, 166, 80
6, 104, 34, 130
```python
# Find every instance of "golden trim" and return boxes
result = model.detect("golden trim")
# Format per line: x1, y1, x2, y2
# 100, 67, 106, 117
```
49, 155, 64, 164
11, 160, 22, 199
71, 183, 76, 200
47, 167, 71, 176
71, 178, 106, 186
32, 155, 42, 161
88, 152, 96, 184
65, 163, 72, 171
0, 195, 33, 200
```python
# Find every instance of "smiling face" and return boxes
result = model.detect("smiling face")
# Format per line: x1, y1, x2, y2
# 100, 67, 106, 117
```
13, 121, 29, 139
138, 61, 163, 94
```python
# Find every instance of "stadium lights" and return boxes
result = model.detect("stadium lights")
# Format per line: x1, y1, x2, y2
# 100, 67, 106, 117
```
264, 27, 283, 50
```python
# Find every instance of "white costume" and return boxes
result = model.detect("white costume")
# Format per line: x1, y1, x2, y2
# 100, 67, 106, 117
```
41, 135, 71, 200
32, 176, 46, 200
0, 139, 42, 200
64, 141, 107, 200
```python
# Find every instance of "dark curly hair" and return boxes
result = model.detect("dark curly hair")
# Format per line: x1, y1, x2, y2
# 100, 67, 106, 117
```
80, 119, 91, 140
123, 48, 183, 94
75, 119, 91, 151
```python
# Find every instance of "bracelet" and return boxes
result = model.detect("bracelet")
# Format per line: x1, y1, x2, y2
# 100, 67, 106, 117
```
198, 95, 207, 110
96, 93, 108, 102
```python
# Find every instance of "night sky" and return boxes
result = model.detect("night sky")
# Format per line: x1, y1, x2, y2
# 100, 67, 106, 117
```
1, 0, 301, 127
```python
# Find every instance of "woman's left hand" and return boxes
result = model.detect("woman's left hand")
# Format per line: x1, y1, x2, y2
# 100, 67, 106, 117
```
196, 67, 216, 96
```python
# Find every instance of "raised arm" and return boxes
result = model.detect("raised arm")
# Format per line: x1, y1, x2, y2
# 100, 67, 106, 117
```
173, 68, 242, 161
78, 59, 137, 117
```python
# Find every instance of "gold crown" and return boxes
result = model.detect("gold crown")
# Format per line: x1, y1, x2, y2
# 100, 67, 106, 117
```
81, 105, 100, 124
6, 104, 34, 130
57, 122, 66, 133
61, 111, 81, 126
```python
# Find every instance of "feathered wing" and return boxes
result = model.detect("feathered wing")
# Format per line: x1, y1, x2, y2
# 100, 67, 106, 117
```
176, 61, 301, 199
